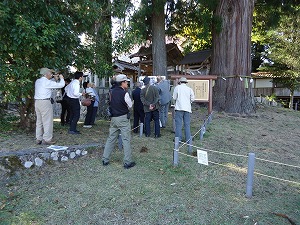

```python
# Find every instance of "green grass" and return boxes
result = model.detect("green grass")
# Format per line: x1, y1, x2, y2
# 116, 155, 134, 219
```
0, 105, 299, 224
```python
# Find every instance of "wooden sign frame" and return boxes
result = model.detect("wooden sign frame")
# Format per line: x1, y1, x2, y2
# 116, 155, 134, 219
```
169, 75, 217, 114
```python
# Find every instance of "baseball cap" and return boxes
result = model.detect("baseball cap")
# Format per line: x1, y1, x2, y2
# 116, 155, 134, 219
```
179, 77, 188, 83
143, 76, 150, 85
116, 74, 130, 82
40, 68, 54, 75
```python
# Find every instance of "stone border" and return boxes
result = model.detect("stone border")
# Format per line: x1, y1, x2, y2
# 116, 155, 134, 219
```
0, 143, 102, 174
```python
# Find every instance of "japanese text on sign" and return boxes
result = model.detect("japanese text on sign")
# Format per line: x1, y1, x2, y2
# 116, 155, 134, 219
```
187, 80, 209, 101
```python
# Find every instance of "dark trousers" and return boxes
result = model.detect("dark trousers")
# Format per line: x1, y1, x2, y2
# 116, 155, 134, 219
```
133, 108, 145, 133
90, 107, 98, 125
84, 101, 95, 125
68, 98, 80, 132
60, 100, 70, 125
144, 110, 160, 136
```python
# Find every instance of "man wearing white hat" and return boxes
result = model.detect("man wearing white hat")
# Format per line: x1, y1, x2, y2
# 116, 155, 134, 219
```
172, 77, 195, 142
34, 68, 65, 145
102, 74, 136, 169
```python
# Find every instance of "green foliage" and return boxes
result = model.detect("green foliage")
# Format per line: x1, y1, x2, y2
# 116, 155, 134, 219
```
113, 0, 218, 54
258, 5, 300, 108
0, 0, 113, 127
251, 0, 300, 71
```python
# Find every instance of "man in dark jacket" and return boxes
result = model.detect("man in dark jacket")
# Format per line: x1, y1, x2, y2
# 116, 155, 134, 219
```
102, 74, 136, 169
140, 76, 161, 138
132, 82, 145, 133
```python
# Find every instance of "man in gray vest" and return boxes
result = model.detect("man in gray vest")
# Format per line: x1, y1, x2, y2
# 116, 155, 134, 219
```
102, 74, 136, 169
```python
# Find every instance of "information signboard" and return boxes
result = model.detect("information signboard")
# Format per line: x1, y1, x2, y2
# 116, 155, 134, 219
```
187, 80, 210, 101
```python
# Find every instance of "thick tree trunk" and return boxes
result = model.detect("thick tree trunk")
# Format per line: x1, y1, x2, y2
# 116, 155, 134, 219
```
151, 0, 167, 77
211, 0, 256, 114
95, 0, 112, 78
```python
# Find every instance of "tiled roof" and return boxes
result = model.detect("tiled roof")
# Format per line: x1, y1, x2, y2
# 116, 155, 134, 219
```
179, 49, 212, 65
113, 60, 139, 71
129, 43, 183, 66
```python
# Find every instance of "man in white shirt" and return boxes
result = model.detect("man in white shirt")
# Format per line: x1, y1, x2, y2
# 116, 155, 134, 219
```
34, 68, 65, 145
65, 71, 84, 134
172, 77, 195, 142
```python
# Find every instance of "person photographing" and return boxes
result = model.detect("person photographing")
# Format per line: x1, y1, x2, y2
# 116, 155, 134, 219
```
34, 68, 65, 145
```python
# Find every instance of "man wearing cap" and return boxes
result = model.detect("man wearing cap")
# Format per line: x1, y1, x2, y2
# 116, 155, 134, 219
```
34, 68, 65, 145
65, 71, 84, 134
102, 74, 136, 169
172, 77, 195, 142
140, 76, 161, 138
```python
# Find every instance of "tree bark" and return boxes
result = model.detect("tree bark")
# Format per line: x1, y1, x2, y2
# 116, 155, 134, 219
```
211, 0, 256, 114
151, 0, 167, 77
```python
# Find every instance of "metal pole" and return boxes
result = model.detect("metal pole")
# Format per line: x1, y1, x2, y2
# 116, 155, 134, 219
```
200, 126, 204, 141
188, 136, 192, 154
173, 137, 179, 166
139, 123, 144, 137
246, 152, 256, 198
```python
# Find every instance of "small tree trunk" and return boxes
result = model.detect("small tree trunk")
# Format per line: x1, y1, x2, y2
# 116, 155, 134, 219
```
289, 90, 294, 109
19, 97, 35, 131
152, 0, 167, 77
211, 0, 256, 114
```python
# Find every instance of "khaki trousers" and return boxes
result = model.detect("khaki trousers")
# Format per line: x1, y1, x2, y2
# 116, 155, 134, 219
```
102, 114, 132, 164
35, 100, 54, 142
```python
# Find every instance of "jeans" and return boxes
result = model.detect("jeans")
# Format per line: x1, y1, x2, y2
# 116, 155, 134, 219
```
175, 110, 191, 142
159, 102, 169, 127
144, 110, 160, 137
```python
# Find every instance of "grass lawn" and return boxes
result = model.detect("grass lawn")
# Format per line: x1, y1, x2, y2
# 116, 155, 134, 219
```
0, 104, 299, 224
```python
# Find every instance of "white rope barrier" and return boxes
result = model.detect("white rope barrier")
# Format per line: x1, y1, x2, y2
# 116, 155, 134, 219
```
179, 141, 248, 158
254, 172, 300, 185
255, 157, 300, 169
177, 151, 300, 185
179, 141, 300, 169
131, 124, 141, 132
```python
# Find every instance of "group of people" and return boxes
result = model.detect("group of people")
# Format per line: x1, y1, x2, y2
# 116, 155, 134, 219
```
34, 69, 100, 144
34, 68, 194, 169
132, 75, 195, 142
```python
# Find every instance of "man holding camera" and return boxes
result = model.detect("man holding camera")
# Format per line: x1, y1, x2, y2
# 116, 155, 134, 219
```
34, 67, 65, 145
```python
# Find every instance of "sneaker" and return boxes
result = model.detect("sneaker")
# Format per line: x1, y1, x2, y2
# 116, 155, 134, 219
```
42, 140, 56, 145
124, 162, 136, 169
36, 140, 42, 145
102, 161, 109, 166
83, 125, 92, 128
